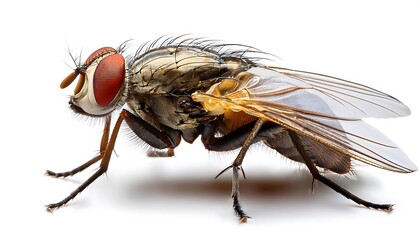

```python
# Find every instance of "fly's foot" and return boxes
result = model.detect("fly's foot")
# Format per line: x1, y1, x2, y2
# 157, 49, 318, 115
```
233, 194, 251, 223
45, 170, 61, 178
45, 202, 65, 212
217, 165, 250, 222
45, 169, 75, 178
45, 169, 106, 212
366, 203, 394, 212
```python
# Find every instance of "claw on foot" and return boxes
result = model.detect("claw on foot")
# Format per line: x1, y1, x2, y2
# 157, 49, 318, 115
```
45, 170, 59, 177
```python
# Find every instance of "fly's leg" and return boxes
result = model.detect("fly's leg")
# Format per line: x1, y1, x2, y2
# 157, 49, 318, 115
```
124, 110, 181, 158
288, 130, 393, 211
45, 115, 112, 178
147, 147, 175, 157
45, 111, 128, 211
232, 166, 248, 222
45, 155, 103, 178
215, 119, 266, 222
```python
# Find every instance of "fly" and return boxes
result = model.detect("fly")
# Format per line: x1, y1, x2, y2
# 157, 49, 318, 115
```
46, 36, 417, 222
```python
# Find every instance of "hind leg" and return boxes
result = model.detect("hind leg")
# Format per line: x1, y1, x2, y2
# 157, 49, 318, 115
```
287, 130, 393, 211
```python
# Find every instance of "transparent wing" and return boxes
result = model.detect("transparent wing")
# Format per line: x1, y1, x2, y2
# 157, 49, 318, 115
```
192, 67, 416, 173
248, 67, 411, 119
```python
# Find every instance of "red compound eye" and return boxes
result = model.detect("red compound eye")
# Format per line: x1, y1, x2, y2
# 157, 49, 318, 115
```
85, 47, 117, 66
93, 54, 125, 107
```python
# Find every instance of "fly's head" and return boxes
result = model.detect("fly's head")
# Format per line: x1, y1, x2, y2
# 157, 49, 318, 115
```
60, 47, 127, 117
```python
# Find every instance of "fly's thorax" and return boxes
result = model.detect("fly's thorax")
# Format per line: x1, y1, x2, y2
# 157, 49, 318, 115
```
125, 45, 252, 130
126, 95, 202, 130
128, 46, 250, 94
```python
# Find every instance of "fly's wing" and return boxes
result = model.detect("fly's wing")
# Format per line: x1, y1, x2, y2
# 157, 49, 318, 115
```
192, 67, 417, 173
268, 67, 411, 118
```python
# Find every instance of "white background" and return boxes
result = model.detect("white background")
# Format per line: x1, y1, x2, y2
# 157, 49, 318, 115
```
1, 0, 419, 239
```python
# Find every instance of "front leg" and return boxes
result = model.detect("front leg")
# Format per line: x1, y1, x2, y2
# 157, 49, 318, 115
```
46, 110, 183, 211
46, 110, 127, 211
46, 115, 112, 178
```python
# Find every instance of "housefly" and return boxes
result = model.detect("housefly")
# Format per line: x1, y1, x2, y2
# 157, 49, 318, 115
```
46, 36, 417, 222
